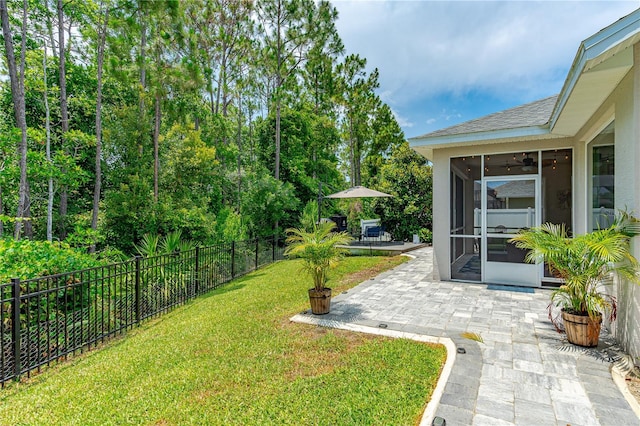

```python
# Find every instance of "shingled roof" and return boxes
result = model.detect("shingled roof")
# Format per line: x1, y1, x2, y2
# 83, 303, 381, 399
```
412, 95, 559, 140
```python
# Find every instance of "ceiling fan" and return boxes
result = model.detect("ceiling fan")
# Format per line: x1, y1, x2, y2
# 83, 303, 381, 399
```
519, 153, 537, 171
497, 151, 568, 172
500, 153, 538, 172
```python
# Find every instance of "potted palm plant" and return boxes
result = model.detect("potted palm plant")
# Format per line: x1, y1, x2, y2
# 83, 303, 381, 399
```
510, 212, 640, 347
285, 221, 353, 315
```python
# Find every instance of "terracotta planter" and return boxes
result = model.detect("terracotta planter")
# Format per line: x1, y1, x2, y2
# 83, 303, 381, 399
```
308, 288, 332, 315
562, 310, 602, 347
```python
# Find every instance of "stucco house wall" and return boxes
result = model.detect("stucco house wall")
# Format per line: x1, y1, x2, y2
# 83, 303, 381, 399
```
612, 44, 640, 358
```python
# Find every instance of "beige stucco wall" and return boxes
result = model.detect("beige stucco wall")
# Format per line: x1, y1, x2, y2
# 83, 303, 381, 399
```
432, 149, 450, 280
611, 44, 640, 358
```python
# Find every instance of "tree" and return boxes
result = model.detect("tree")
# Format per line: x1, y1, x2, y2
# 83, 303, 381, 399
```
161, 122, 220, 210
336, 54, 379, 187
364, 103, 405, 186
373, 142, 432, 241
300, 0, 342, 115
43, 40, 53, 241
149, 1, 183, 202
257, 0, 340, 181
57, 0, 70, 239
0, 0, 30, 239
0, 0, 404, 256
300, 0, 343, 179
90, 0, 109, 252
241, 167, 299, 237
257, 105, 341, 208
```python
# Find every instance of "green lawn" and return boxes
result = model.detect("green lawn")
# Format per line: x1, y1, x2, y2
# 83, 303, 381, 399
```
0, 256, 446, 426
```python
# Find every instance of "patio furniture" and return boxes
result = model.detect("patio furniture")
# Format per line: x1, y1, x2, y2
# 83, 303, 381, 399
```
358, 219, 393, 243
364, 225, 384, 238
329, 214, 348, 232
360, 218, 381, 236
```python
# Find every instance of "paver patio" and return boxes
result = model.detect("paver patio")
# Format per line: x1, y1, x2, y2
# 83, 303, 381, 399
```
291, 247, 639, 425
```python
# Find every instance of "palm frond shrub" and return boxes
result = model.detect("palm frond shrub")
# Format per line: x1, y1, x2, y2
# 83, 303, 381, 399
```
135, 233, 160, 257
284, 221, 353, 291
510, 211, 640, 321
160, 230, 184, 254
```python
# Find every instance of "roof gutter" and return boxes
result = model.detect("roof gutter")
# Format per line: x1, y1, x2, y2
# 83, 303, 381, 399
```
409, 124, 551, 148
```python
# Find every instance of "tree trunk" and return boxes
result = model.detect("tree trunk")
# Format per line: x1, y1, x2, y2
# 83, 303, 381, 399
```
138, 18, 146, 158
66, 15, 73, 55
44, 41, 53, 241
275, 101, 281, 181
236, 94, 242, 212
215, 71, 221, 115
221, 49, 228, 119
46, 0, 57, 60
354, 140, 361, 187
248, 103, 254, 163
23, 186, 33, 237
0, 0, 29, 239
0, 186, 3, 237
274, 0, 282, 181
349, 116, 355, 186
58, 0, 69, 240
209, 83, 215, 115
220, 47, 228, 149
17, 0, 29, 238
90, 3, 108, 253
153, 93, 161, 202
313, 75, 319, 180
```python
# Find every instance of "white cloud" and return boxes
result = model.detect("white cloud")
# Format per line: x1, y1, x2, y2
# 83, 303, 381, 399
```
333, 0, 639, 103
392, 109, 414, 128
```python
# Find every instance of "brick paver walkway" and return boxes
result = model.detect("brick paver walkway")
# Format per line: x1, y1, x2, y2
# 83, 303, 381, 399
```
291, 247, 639, 425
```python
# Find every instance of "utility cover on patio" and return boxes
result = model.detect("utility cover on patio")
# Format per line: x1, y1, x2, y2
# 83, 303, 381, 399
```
324, 186, 392, 199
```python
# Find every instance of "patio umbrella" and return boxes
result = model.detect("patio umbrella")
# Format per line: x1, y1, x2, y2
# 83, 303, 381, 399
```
324, 185, 392, 199
321, 186, 393, 235
317, 185, 392, 225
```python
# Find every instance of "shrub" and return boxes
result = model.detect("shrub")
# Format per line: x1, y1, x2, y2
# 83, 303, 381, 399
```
0, 238, 107, 282
419, 228, 433, 244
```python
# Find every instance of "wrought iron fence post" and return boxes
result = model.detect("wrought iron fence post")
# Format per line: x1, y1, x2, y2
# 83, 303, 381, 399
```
135, 256, 141, 323
194, 246, 200, 295
11, 278, 21, 380
255, 238, 259, 270
231, 241, 236, 279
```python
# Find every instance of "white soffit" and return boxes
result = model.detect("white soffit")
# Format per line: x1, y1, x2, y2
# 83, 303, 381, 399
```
551, 47, 633, 136
409, 128, 562, 162
413, 146, 433, 161
550, 9, 640, 135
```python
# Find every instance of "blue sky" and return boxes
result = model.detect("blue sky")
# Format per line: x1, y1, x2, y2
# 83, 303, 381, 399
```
332, 0, 640, 138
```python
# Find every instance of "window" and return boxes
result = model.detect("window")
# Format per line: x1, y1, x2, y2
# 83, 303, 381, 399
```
589, 122, 614, 230
542, 149, 572, 231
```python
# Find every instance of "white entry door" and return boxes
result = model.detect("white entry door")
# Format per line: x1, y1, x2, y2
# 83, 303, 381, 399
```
482, 176, 540, 287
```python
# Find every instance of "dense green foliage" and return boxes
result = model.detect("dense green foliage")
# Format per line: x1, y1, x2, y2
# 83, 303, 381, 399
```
373, 142, 433, 241
0, 238, 107, 282
0, 256, 446, 425
0, 0, 432, 260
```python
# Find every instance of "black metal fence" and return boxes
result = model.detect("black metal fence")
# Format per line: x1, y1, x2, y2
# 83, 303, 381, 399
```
0, 236, 285, 386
